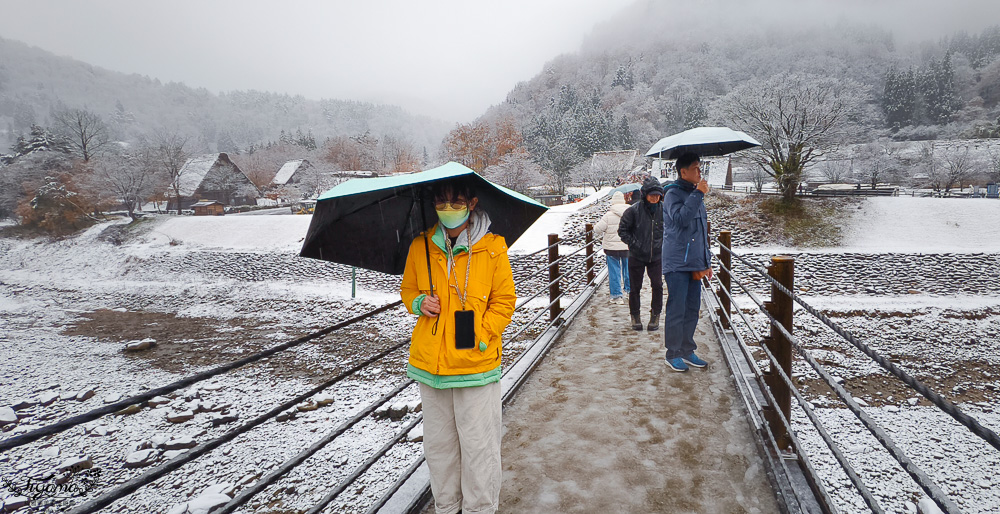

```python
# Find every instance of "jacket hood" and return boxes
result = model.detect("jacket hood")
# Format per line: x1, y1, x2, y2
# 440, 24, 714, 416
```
611, 191, 626, 205
640, 176, 664, 198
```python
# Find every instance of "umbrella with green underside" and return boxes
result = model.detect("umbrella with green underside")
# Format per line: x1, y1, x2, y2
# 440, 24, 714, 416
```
299, 161, 547, 276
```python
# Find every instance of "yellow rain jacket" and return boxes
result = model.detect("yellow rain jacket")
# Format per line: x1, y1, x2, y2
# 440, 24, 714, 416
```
401, 223, 516, 388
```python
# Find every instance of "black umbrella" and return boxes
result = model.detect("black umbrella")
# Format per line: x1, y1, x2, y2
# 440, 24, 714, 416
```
299, 162, 548, 277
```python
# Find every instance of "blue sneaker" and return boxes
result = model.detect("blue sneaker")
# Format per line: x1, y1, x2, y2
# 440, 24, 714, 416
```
665, 355, 689, 372
683, 352, 708, 368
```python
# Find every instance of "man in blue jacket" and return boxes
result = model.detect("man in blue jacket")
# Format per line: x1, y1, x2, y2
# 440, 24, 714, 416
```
661, 152, 712, 372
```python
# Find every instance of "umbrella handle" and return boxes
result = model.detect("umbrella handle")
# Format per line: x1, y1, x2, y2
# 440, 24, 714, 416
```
420, 191, 440, 335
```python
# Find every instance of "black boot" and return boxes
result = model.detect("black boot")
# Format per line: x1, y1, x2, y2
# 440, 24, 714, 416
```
630, 314, 643, 331
647, 312, 660, 331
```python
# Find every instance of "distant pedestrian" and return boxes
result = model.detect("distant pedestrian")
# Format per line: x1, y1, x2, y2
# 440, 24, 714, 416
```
618, 176, 664, 331
400, 178, 516, 514
661, 152, 711, 372
593, 191, 631, 304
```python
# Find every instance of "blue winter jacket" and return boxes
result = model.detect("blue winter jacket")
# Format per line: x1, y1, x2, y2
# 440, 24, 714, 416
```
661, 179, 711, 274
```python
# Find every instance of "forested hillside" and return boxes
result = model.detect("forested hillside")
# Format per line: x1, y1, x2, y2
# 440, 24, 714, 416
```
0, 37, 450, 157
442, 2, 1000, 194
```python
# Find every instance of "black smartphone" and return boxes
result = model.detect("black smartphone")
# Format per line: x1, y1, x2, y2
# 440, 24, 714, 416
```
454, 310, 475, 349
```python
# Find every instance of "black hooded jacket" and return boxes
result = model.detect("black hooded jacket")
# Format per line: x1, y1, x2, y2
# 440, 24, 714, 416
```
617, 176, 664, 263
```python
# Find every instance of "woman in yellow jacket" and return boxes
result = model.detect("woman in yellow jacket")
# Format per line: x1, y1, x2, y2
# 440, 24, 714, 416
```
400, 178, 516, 514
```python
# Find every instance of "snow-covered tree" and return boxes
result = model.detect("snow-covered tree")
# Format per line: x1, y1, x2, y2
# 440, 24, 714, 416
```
854, 140, 900, 189
9, 125, 72, 159
91, 148, 161, 220
0, 151, 75, 219
941, 146, 977, 192
152, 131, 191, 214
52, 107, 111, 162
483, 150, 545, 195
748, 165, 770, 193
882, 68, 917, 129
987, 148, 1000, 184
819, 159, 852, 184
715, 74, 869, 202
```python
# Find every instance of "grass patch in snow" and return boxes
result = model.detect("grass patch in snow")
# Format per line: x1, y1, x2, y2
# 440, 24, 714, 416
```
758, 196, 856, 247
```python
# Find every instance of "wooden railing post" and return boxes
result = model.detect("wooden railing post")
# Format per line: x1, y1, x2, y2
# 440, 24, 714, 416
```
548, 233, 562, 321
585, 223, 595, 286
717, 230, 732, 329
762, 255, 794, 450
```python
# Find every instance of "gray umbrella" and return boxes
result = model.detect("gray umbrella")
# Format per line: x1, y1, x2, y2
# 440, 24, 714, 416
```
645, 127, 761, 159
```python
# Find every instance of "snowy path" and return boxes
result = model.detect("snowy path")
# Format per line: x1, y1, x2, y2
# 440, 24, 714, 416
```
498, 285, 778, 513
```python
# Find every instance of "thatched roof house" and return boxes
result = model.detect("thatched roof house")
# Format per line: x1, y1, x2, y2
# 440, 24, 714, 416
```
169, 153, 258, 210
272, 159, 313, 186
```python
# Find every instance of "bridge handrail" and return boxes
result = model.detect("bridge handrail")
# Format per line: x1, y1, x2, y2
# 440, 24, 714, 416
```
67, 338, 412, 514
720, 241, 1000, 454
712, 261, 889, 514
712, 238, 989, 513
0, 300, 404, 453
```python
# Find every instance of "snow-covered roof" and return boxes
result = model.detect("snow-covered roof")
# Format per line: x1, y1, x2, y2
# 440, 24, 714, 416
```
190, 200, 223, 207
177, 154, 243, 196
272, 159, 310, 185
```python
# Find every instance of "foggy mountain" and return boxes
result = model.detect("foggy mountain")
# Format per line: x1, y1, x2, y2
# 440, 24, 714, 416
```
0, 36, 451, 156
475, 1, 1000, 157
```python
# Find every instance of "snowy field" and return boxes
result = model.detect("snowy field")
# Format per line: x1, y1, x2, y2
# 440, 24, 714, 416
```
722, 196, 1000, 513
0, 198, 604, 513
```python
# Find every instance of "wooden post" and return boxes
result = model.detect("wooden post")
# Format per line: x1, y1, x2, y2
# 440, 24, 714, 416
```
762, 255, 794, 450
548, 233, 562, 321
585, 223, 595, 286
717, 230, 732, 329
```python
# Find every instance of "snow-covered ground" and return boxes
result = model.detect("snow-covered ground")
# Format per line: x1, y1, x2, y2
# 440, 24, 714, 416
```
0, 197, 603, 513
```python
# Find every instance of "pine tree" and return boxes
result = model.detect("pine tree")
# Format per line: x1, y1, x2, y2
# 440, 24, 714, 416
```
882, 67, 917, 128
616, 115, 634, 150
12, 125, 72, 157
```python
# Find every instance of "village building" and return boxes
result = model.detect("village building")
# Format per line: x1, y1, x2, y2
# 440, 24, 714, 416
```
168, 153, 259, 211
271, 159, 313, 188
270, 158, 380, 201
191, 200, 225, 216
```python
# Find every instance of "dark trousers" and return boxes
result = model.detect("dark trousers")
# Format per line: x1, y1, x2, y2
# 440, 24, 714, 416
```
628, 258, 662, 319
663, 271, 702, 359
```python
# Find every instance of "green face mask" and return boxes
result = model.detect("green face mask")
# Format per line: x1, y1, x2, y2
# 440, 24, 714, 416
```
436, 207, 470, 229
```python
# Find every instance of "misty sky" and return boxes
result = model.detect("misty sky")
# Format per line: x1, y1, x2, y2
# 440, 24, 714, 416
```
0, 0, 634, 123
1, 0, 998, 124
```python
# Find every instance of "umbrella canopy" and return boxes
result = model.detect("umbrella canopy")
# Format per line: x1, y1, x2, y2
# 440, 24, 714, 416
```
606, 182, 643, 196
299, 162, 548, 275
644, 127, 761, 159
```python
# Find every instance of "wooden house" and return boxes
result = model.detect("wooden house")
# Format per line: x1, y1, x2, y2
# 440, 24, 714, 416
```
191, 200, 225, 216
168, 153, 259, 211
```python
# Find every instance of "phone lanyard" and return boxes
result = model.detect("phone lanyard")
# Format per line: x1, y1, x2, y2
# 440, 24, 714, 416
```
444, 232, 471, 310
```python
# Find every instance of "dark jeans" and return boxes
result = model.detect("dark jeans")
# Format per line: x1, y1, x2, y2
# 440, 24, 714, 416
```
628, 258, 662, 319
664, 271, 702, 359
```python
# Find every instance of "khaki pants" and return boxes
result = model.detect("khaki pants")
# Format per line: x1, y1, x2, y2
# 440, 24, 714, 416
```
419, 381, 502, 514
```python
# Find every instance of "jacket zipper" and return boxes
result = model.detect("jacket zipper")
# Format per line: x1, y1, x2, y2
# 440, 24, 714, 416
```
648, 206, 655, 262
684, 242, 690, 262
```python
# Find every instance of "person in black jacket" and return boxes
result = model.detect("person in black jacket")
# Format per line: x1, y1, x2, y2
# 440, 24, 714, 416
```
618, 176, 664, 331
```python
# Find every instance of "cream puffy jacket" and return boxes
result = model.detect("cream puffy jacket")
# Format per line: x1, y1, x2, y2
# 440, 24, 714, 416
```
593, 191, 630, 252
